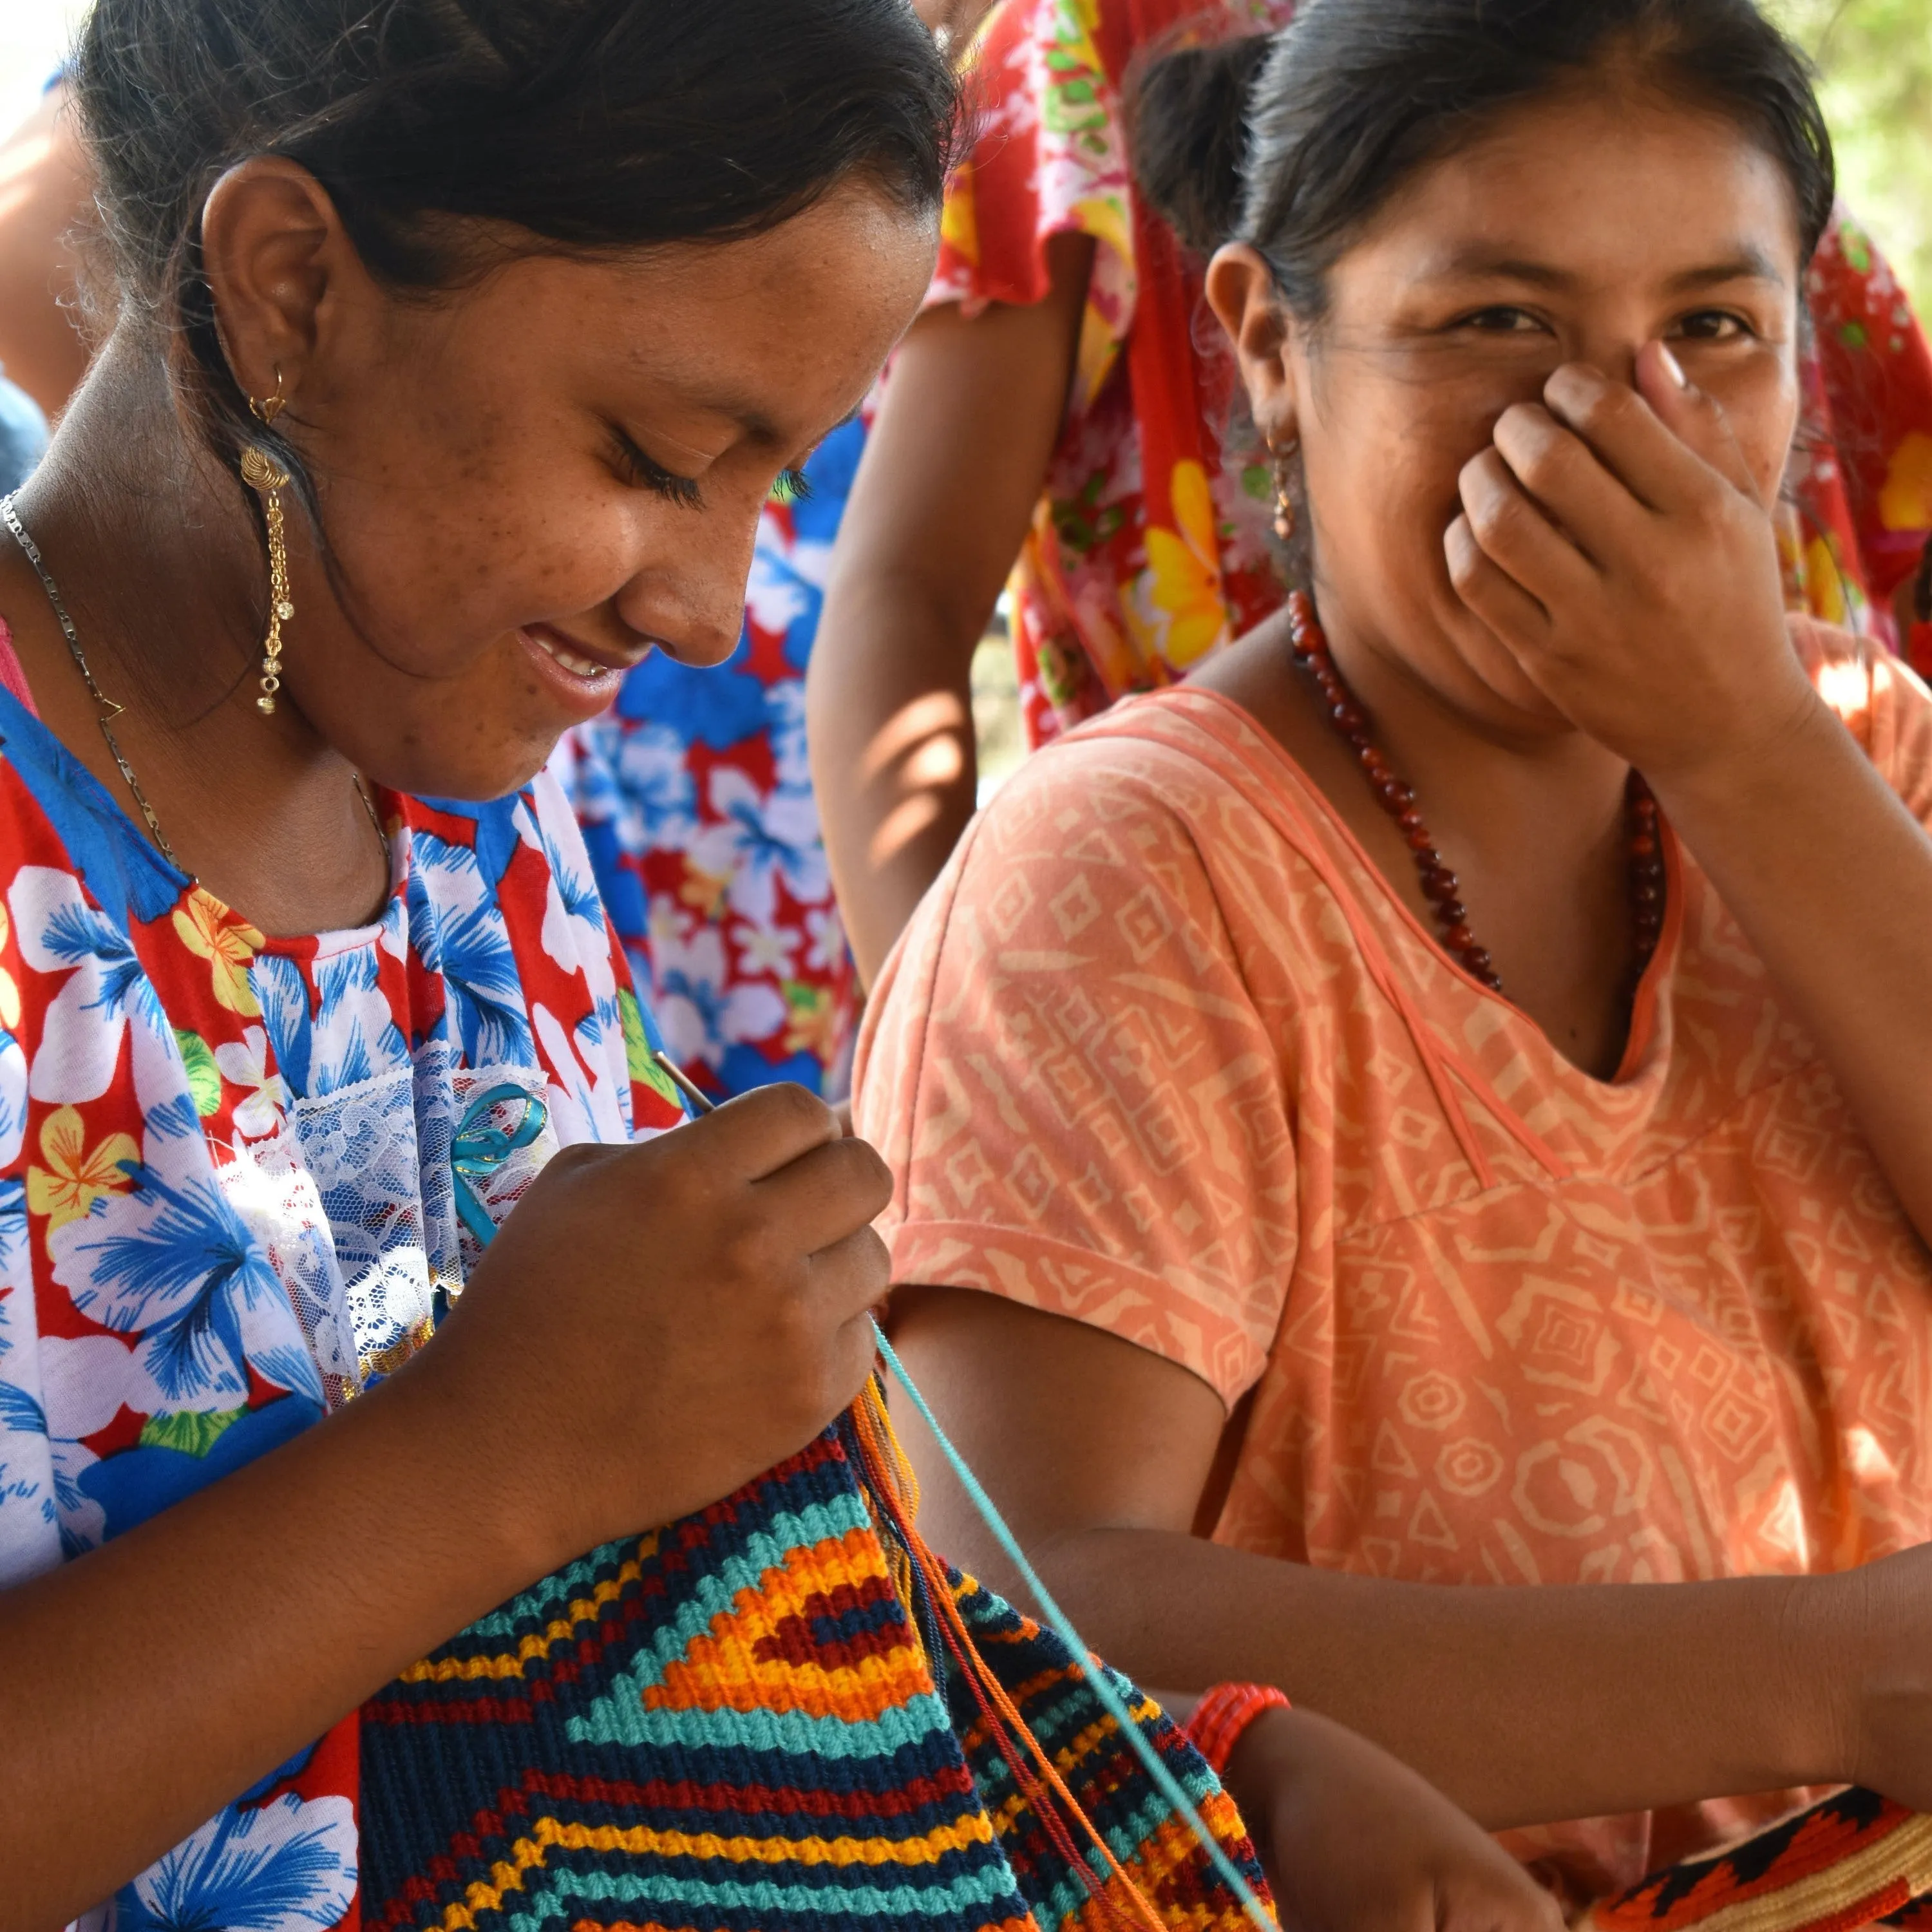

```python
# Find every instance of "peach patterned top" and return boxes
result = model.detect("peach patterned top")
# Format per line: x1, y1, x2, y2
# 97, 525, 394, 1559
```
855, 621, 1932, 1897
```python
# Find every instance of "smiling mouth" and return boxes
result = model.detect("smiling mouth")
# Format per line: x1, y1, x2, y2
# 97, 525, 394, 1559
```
522, 623, 639, 679
533, 632, 612, 677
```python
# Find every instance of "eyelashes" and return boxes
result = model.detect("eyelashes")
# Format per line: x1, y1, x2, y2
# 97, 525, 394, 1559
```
612, 430, 701, 507
610, 428, 813, 511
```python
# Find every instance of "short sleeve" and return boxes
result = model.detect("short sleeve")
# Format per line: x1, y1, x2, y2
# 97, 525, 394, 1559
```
854, 735, 1298, 1408
927, 0, 1139, 412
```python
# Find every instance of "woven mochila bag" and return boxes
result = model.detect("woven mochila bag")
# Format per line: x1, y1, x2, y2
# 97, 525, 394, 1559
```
1578, 1788, 1932, 1932
357, 1388, 1271, 1932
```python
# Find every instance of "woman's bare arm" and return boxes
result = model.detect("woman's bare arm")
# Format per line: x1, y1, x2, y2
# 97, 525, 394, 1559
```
887, 1285, 1927, 1833
808, 232, 1092, 986
0, 1368, 545, 1927
0, 87, 92, 418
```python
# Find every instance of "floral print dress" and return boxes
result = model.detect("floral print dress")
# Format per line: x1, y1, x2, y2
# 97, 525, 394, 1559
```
0, 629, 684, 1928
561, 418, 866, 1105
932, 0, 1932, 747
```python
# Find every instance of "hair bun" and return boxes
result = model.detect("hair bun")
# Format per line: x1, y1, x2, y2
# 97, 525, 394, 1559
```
1130, 33, 1274, 258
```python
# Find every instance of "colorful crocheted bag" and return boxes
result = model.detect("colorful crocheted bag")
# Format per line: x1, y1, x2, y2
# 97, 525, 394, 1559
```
1580, 1787, 1932, 1932
359, 1397, 1270, 1931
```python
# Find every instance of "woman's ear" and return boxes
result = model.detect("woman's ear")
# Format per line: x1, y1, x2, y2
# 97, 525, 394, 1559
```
198, 156, 360, 410
1205, 242, 1298, 448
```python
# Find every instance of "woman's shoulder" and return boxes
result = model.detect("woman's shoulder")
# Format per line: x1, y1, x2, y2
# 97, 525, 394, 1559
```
978, 687, 1281, 840
872, 685, 1311, 1013
0, 677, 185, 931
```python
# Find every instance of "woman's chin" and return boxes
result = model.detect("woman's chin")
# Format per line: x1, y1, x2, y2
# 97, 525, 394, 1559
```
356, 730, 564, 806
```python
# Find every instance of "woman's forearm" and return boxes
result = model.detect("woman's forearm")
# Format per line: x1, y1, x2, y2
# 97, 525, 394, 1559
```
1028, 1524, 1850, 1832
809, 564, 982, 986
1660, 685, 1932, 1245
810, 237, 1093, 985
0, 1369, 547, 1929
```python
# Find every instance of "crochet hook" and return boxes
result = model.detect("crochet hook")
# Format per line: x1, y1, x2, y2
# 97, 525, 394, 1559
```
654, 1049, 716, 1116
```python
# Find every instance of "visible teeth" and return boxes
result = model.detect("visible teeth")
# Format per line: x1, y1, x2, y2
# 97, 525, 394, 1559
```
532, 631, 611, 678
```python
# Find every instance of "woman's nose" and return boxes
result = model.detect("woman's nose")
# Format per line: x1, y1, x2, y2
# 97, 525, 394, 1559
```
1566, 330, 1648, 391
612, 506, 761, 669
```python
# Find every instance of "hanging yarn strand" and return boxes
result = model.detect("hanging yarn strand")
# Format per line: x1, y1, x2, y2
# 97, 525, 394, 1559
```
649, 1050, 1275, 1932
869, 1322, 1279, 1932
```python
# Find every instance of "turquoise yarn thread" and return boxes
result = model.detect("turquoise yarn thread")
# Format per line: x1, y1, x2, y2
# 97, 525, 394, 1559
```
645, 1057, 1274, 1930
869, 1320, 1276, 1932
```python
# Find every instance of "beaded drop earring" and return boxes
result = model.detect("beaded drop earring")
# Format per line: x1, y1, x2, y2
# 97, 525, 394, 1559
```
242, 370, 294, 715
1269, 437, 1299, 543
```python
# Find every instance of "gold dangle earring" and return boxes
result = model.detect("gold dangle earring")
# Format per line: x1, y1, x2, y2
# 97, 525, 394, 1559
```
1270, 437, 1300, 543
242, 370, 294, 715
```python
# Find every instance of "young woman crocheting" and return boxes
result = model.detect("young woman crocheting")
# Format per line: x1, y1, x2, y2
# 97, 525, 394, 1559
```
0, 2, 1566, 1928
858, 0, 1932, 1907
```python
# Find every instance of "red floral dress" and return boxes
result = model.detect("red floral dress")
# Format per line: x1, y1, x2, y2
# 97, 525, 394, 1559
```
0, 620, 685, 1927
931, 0, 1932, 745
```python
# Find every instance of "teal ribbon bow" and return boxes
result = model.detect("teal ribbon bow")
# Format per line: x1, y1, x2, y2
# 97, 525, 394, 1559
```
451, 1083, 549, 1251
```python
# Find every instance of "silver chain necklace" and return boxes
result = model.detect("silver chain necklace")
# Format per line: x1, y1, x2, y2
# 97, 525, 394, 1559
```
1, 491, 386, 881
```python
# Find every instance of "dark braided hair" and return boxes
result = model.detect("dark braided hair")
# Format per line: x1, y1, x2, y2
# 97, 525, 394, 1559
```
70, 0, 959, 500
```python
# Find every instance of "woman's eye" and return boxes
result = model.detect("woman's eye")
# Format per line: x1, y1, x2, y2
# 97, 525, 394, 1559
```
612, 430, 702, 508
1673, 310, 1752, 343
770, 468, 814, 507
1454, 306, 1548, 336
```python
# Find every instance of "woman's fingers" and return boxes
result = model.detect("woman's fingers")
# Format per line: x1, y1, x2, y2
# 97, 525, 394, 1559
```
1446, 511, 1551, 647
1455, 446, 1599, 613
1540, 353, 1757, 515
759, 1129, 895, 1257
688, 1079, 845, 1183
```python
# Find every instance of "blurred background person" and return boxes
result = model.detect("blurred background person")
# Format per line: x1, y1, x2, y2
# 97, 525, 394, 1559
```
0, 75, 88, 432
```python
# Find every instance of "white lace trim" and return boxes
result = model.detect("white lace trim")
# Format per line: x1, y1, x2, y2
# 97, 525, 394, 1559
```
216, 1054, 559, 1408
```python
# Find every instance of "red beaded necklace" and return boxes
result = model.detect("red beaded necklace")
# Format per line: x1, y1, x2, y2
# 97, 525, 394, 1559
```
1284, 590, 1665, 996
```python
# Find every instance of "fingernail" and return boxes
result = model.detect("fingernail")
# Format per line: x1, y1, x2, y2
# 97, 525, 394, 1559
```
1658, 345, 1687, 388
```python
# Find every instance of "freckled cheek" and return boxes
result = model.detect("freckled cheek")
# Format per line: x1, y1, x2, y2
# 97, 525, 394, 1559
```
322, 476, 637, 671
1308, 395, 1497, 569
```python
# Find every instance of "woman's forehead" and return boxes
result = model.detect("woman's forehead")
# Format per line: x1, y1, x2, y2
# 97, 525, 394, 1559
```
424, 187, 937, 442
1343, 88, 1804, 295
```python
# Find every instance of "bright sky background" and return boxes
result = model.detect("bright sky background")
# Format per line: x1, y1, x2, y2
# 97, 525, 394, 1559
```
1, 0, 85, 147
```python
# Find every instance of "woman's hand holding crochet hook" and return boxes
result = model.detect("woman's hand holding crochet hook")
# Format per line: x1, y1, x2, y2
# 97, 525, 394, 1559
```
1444, 342, 1819, 799
412, 1083, 893, 1569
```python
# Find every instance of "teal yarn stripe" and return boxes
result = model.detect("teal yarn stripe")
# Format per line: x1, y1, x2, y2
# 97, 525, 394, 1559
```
565, 1679, 959, 1757
871, 1321, 1276, 1932
495, 1858, 1030, 1931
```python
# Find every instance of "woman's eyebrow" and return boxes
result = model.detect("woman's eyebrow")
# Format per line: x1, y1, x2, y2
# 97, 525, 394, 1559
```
1662, 247, 1788, 293
1414, 244, 1788, 294
1419, 249, 1577, 287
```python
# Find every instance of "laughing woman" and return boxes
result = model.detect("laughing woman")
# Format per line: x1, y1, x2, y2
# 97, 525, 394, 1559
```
858, 0, 1932, 1903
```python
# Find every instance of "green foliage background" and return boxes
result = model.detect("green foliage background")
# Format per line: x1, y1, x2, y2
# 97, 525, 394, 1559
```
1768, 0, 1932, 311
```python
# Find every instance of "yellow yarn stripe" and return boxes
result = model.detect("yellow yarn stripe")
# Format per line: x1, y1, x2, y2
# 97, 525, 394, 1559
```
398, 1551, 649, 1683
428, 1810, 1002, 1929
